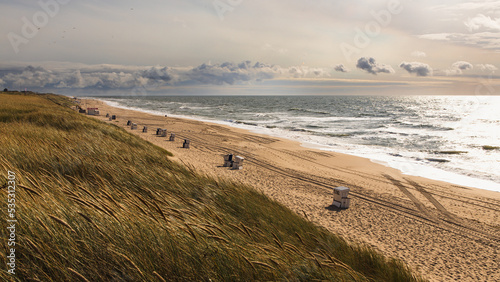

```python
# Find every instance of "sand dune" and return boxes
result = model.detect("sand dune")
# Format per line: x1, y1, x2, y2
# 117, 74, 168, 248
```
84, 99, 500, 281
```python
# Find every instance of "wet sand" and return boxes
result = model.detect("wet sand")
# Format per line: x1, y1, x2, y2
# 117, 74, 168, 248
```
83, 99, 500, 281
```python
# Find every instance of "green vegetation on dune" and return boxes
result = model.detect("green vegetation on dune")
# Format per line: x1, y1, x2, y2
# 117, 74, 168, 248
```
0, 92, 424, 281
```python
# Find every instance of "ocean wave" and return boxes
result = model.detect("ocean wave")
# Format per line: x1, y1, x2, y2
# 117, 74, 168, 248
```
326, 133, 352, 137
233, 120, 259, 127
433, 151, 468, 155
254, 113, 273, 118
305, 124, 326, 129
287, 108, 330, 115
426, 158, 451, 163
282, 126, 314, 133
393, 121, 454, 131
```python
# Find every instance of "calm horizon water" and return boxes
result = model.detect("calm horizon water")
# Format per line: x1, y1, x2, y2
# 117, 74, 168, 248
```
95, 95, 500, 192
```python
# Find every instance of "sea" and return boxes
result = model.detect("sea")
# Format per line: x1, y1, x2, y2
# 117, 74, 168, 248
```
95, 95, 500, 192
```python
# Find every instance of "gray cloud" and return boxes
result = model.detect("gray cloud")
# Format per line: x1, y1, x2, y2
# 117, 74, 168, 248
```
356, 57, 395, 75
334, 64, 350, 73
185, 61, 279, 85
445, 61, 474, 75
454, 61, 473, 70
139, 67, 173, 81
399, 62, 433, 77
287, 65, 327, 78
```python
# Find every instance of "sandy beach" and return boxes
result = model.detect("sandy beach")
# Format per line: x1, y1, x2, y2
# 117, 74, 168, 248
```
83, 99, 499, 281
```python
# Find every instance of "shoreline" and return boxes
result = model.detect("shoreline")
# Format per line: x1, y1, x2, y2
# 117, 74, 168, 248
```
96, 97, 500, 193
83, 98, 500, 281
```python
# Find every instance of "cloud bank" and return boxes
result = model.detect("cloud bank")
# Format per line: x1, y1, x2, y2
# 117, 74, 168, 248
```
0, 65, 172, 90
0, 61, 333, 92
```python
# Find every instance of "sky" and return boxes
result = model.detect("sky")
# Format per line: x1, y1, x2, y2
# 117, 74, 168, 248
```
1, 0, 499, 95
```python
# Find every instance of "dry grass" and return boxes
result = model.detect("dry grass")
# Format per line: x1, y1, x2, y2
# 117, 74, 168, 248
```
0, 92, 424, 281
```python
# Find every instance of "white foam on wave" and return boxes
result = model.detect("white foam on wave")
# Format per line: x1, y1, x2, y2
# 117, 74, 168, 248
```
295, 136, 500, 192
353, 150, 500, 192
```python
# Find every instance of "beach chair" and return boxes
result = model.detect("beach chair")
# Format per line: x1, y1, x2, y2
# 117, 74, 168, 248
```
332, 186, 351, 209
87, 108, 99, 115
223, 154, 233, 167
106, 113, 110, 118
142, 126, 148, 133
169, 133, 176, 141
183, 139, 190, 149
109, 117, 112, 121
127, 120, 132, 126
231, 156, 244, 170
112, 115, 116, 120
131, 123, 138, 130
160, 129, 167, 137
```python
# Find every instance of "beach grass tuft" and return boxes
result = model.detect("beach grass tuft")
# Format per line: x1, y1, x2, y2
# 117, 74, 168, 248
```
0, 92, 425, 281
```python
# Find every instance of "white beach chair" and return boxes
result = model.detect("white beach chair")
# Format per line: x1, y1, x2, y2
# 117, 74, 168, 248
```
332, 186, 351, 209
231, 156, 244, 170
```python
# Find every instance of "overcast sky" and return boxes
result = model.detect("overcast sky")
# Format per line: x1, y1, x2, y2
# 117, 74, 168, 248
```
1, 0, 499, 95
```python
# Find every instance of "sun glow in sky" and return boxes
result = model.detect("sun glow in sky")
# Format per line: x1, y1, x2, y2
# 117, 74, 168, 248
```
1, 0, 499, 95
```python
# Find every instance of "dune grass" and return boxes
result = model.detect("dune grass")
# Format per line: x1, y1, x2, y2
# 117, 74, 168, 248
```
0, 92, 424, 281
